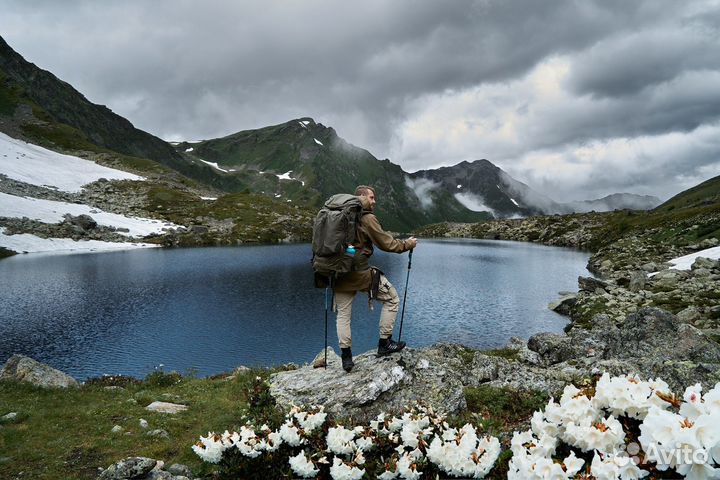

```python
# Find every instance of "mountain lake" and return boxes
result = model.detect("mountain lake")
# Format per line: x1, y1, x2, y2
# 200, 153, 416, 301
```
0, 239, 590, 380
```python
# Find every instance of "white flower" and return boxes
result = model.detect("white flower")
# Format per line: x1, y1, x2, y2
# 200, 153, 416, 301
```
192, 433, 227, 464
296, 409, 328, 434
680, 383, 707, 421
354, 435, 374, 452
288, 450, 319, 478
377, 469, 398, 479
279, 422, 304, 447
329, 457, 365, 480
396, 454, 421, 480
563, 451, 585, 476
327, 426, 356, 455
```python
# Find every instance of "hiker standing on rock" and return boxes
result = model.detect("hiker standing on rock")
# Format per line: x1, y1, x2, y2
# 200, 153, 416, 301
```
333, 185, 417, 373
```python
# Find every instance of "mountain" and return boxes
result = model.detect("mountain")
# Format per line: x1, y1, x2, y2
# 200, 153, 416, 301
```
558, 193, 661, 214
409, 159, 553, 217
0, 36, 184, 167
176, 118, 491, 231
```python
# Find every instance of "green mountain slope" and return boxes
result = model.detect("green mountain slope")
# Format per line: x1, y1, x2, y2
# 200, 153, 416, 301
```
179, 118, 489, 231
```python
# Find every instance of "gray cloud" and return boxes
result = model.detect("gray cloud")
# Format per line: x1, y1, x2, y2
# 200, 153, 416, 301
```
1, 0, 718, 202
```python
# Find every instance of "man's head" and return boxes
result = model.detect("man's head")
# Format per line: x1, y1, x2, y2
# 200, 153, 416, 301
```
355, 185, 376, 211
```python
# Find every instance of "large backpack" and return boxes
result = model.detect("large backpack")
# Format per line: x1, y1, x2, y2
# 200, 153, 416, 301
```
311, 193, 364, 285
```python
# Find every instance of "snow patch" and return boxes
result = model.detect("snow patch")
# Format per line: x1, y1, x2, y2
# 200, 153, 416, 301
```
277, 171, 293, 180
198, 159, 230, 173
301, 120, 311, 126
668, 246, 720, 271
0, 192, 182, 237
0, 227, 159, 255
314, 138, 324, 146
200, 196, 217, 201
457, 184, 462, 189
298, 122, 307, 129
185, 147, 194, 152
510, 198, 520, 207
0, 131, 144, 193
275, 194, 281, 198
454, 192, 495, 216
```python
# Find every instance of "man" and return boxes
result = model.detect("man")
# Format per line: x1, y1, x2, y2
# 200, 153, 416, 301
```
333, 185, 418, 372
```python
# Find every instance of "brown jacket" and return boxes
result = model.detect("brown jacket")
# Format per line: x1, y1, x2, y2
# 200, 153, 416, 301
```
334, 199, 412, 293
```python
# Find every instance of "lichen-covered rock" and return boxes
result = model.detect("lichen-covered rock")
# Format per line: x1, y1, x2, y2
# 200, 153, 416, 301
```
99, 457, 157, 479
0, 354, 78, 388
270, 345, 468, 420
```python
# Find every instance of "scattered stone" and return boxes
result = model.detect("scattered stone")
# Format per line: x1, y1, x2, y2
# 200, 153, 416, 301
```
104, 386, 126, 392
145, 401, 188, 414
139, 419, 149, 429
578, 276, 607, 293
312, 347, 340, 368
146, 429, 169, 439
628, 271, 646, 292
167, 464, 193, 477
548, 293, 577, 315
0, 354, 78, 388
99, 457, 156, 479
1, 412, 17, 422
111, 425, 124, 434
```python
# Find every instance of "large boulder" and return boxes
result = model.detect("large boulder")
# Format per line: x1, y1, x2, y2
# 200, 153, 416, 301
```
269, 345, 468, 421
0, 354, 78, 388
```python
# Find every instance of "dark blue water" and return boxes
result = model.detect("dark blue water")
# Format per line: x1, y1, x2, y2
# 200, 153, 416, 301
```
0, 239, 589, 380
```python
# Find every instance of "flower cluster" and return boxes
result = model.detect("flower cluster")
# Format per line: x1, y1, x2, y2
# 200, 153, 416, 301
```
193, 403, 501, 479
509, 373, 720, 480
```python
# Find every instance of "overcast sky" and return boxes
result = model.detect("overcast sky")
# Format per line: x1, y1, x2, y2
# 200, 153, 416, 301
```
2, 0, 719, 201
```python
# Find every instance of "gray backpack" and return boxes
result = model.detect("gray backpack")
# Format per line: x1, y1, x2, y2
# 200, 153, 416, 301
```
311, 194, 364, 284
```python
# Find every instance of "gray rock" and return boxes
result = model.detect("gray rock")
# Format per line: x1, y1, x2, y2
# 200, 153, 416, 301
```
64, 213, 97, 230
312, 346, 340, 369
677, 307, 702, 324
146, 429, 169, 438
111, 425, 124, 434
167, 464, 192, 477
628, 271, 646, 292
145, 402, 187, 414
0, 354, 78, 388
270, 345, 467, 420
1, 412, 17, 422
692, 257, 717, 270
527, 333, 581, 367
548, 293, 577, 315
99, 457, 157, 479
140, 419, 149, 429
578, 276, 608, 293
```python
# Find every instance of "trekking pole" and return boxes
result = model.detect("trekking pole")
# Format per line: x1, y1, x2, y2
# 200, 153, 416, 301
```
323, 277, 334, 369
397, 249, 413, 342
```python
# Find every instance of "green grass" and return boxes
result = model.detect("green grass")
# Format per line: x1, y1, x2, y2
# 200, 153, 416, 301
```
458, 385, 549, 436
0, 368, 283, 479
483, 347, 521, 362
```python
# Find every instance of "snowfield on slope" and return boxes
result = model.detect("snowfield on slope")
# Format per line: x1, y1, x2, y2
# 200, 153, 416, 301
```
0, 192, 180, 237
0, 131, 144, 192
0, 227, 159, 254
0, 133, 185, 255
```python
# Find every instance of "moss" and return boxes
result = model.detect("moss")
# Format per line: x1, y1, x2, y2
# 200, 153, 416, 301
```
460, 385, 549, 435
483, 347, 521, 362
457, 345, 478, 365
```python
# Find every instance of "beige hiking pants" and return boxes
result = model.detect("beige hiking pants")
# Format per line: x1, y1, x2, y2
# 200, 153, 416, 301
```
335, 274, 400, 348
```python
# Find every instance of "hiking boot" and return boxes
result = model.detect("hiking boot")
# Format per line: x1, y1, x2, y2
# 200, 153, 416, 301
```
377, 337, 406, 356
341, 348, 355, 372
